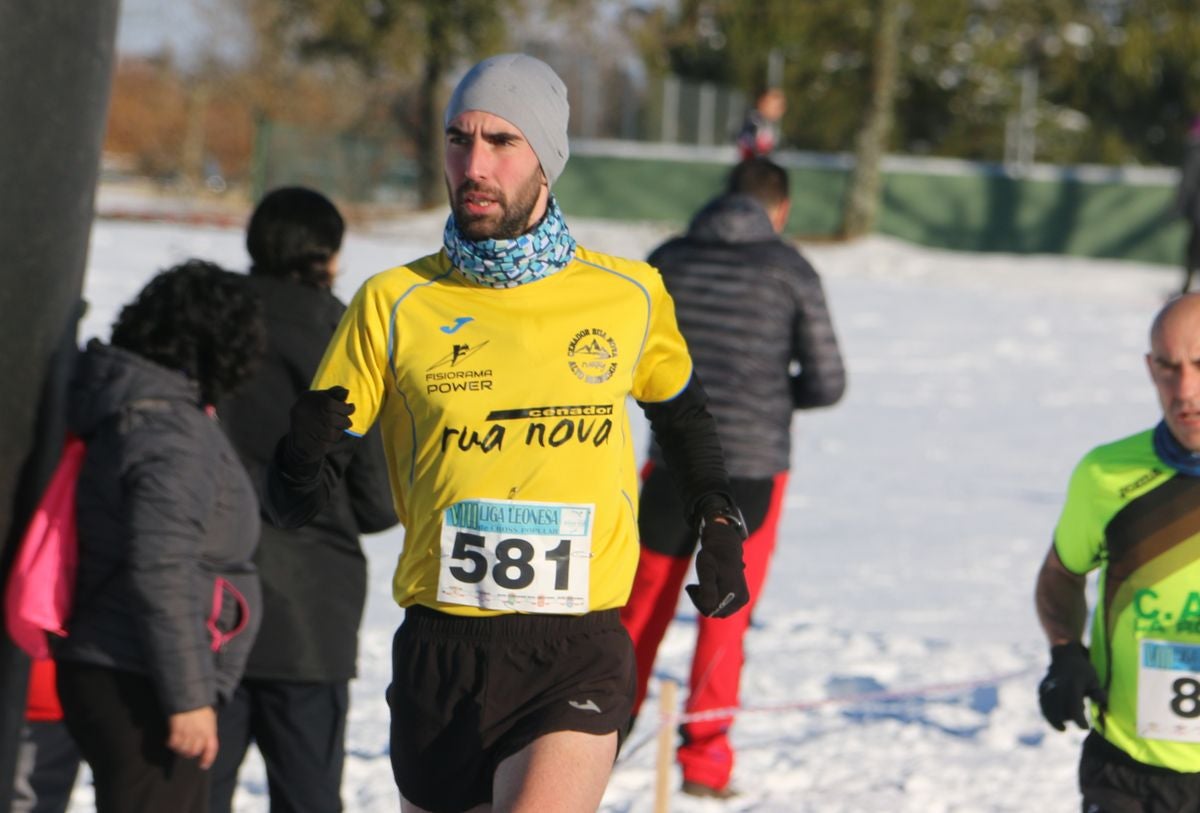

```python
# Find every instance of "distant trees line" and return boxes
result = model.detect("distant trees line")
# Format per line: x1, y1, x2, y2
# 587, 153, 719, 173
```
102, 0, 1200, 232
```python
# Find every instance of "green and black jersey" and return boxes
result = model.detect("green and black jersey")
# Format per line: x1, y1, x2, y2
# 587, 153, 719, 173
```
1055, 428, 1200, 772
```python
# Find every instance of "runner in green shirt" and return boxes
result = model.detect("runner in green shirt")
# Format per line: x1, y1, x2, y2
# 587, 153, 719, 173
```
1036, 293, 1200, 810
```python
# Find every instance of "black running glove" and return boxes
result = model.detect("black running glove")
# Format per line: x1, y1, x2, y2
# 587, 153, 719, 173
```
685, 503, 750, 618
1038, 642, 1106, 731
284, 386, 355, 463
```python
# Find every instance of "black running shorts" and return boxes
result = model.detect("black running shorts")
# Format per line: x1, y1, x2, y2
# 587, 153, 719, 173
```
1079, 732, 1200, 813
388, 606, 636, 812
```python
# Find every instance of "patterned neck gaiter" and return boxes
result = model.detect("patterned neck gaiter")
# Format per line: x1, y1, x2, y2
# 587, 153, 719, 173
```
443, 195, 576, 288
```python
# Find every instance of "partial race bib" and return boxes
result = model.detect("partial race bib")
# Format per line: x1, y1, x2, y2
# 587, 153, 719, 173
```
438, 498, 593, 613
1137, 639, 1200, 742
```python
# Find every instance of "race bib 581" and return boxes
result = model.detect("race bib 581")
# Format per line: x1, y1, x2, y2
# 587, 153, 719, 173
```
437, 498, 594, 613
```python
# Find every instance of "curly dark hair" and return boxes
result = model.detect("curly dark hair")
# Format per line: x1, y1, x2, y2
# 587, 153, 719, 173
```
110, 259, 266, 404
246, 186, 345, 288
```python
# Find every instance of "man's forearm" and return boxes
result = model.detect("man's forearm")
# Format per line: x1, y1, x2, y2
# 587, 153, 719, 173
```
639, 374, 734, 523
1035, 546, 1089, 645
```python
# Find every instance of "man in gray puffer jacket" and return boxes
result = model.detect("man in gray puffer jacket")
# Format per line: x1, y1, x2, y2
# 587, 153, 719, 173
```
620, 157, 846, 798
54, 261, 265, 813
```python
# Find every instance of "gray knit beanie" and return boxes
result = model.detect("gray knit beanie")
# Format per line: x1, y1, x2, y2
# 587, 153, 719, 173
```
444, 53, 570, 186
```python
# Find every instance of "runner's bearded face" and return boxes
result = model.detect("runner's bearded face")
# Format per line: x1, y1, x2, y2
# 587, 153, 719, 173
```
445, 110, 549, 241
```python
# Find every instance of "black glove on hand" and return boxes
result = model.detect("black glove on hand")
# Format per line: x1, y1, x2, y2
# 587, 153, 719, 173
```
685, 507, 750, 618
1038, 641, 1106, 731
286, 386, 355, 462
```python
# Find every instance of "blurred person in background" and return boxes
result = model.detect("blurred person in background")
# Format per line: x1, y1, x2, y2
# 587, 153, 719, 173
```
1175, 116, 1200, 294
10, 659, 81, 813
53, 260, 266, 813
620, 156, 846, 798
210, 186, 397, 813
735, 88, 786, 161
264, 53, 749, 813
1036, 293, 1200, 811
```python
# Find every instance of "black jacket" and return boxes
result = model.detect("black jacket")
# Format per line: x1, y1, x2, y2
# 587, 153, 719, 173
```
647, 194, 846, 479
1177, 138, 1200, 225
218, 274, 396, 683
57, 341, 262, 713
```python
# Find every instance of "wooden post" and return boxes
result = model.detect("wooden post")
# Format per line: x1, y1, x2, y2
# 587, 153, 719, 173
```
653, 679, 678, 813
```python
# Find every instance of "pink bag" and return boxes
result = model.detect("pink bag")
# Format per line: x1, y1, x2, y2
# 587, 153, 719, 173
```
4, 435, 85, 659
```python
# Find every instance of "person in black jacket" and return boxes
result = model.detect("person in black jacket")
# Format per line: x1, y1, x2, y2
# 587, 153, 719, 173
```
55, 260, 266, 813
210, 187, 397, 813
620, 157, 846, 798
735, 88, 786, 161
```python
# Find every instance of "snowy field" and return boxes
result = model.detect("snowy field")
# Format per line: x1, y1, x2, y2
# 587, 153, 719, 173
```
64, 202, 1184, 812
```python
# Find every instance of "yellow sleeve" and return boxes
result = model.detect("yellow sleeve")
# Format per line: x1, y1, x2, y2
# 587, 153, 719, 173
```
311, 278, 391, 436
1053, 453, 1104, 575
631, 270, 693, 403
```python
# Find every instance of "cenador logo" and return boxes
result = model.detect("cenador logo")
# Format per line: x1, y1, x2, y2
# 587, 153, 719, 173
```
567, 328, 618, 384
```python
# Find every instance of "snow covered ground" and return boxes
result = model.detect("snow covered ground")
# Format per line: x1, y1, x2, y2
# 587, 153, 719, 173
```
65, 204, 1183, 812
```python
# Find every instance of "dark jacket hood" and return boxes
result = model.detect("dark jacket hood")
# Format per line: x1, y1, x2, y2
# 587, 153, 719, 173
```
686, 193, 779, 245
68, 340, 201, 437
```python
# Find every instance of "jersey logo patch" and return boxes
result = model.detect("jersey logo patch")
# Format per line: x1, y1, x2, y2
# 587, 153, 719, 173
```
567, 328, 618, 384
429, 341, 489, 370
440, 316, 474, 334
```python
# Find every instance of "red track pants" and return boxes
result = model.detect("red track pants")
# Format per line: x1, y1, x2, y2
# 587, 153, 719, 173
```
620, 471, 788, 790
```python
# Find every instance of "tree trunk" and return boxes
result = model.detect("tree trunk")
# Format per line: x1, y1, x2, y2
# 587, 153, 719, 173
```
840, 0, 902, 238
182, 82, 212, 190
0, 2, 120, 807
415, 9, 448, 209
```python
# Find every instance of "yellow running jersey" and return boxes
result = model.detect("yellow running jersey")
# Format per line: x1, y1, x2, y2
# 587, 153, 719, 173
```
313, 246, 693, 616
1055, 428, 1200, 772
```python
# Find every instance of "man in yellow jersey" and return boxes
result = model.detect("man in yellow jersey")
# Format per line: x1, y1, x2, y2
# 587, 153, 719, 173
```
264, 53, 749, 813
1037, 293, 1200, 811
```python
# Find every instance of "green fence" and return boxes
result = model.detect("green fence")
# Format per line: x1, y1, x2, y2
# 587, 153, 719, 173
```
251, 121, 1188, 268
251, 119, 418, 207
554, 142, 1187, 267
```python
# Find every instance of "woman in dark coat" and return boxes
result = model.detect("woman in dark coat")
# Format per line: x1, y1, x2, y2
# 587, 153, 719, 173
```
54, 260, 266, 813
210, 187, 397, 813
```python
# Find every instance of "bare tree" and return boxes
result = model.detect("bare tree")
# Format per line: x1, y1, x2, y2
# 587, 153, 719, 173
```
840, 0, 903, 238
239, 0, 516, 208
